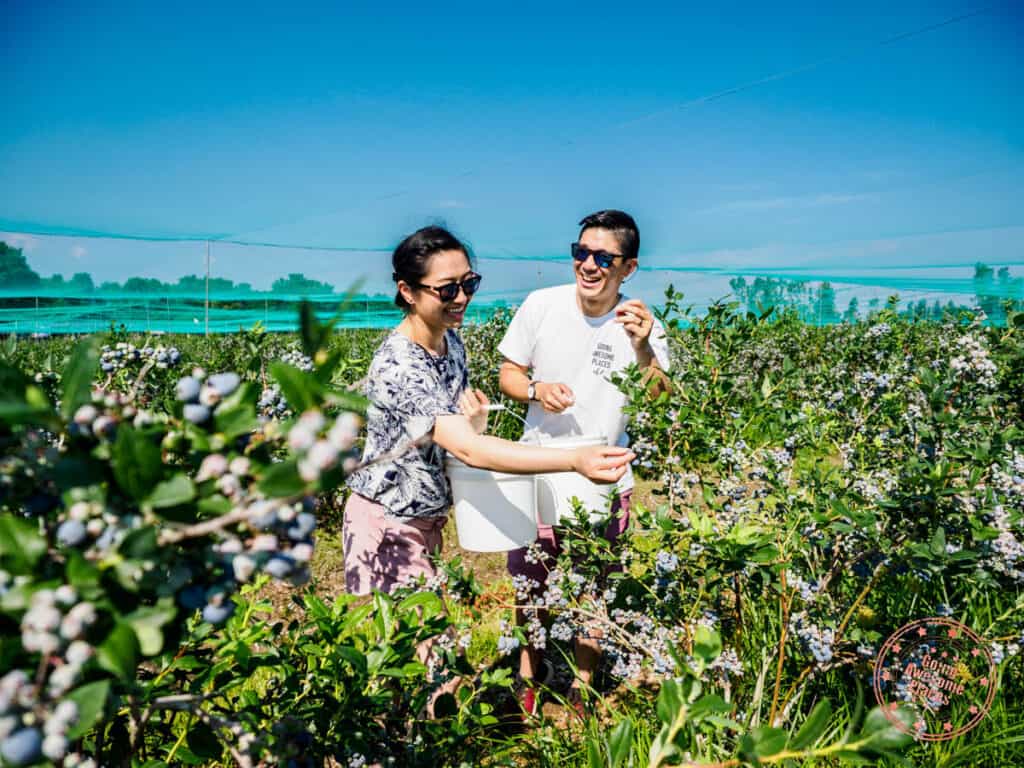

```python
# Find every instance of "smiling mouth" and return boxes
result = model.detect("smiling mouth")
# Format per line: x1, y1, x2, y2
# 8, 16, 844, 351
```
578, 273, 603, 288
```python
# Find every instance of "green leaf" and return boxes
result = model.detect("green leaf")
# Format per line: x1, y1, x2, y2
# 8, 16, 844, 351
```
213, 383, 258, 439
60, 338, 101, 420
739, 726, 788, 760
147, 473, 196, 508
398, 590, 443, 619
98, 622, 140, 680
66, 551, 100, 589
693, 625, 722, 663
258, 460, 306, 497
112, 425, 163, 501
186, 720, 222, 759
123, 599, 178, 656
858, 706, 915, 753
689, 694, 732, 721
0, 514, 47, 573
119, 525, 159, 560
66, 679, 111, 739
930, 526, 947, 557
587, 737, 603, 768
270, 362, 323, 413
789, 699, 832, 751
656, 678, 685, 726
608, 717, 634, 768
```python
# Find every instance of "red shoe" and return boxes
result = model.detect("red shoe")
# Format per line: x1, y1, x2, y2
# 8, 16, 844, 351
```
567, 686, 586, 721
520, 685, 539, 719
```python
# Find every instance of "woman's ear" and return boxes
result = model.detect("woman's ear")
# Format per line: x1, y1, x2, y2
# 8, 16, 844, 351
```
398, 280, 417, 309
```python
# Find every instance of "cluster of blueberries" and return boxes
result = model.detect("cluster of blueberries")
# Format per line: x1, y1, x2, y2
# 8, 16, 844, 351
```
788, 611, 836, 664
0, 587, 98, 766
176, 369, 242, 424
99, 342, 182, 373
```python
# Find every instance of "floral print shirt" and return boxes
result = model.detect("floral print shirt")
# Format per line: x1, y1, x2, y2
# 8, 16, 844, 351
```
346, 329, 469, 519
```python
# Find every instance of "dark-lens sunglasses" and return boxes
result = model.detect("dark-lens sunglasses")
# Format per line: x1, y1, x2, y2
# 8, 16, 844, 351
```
415, 273, 482, 302
571, 242, 630, 269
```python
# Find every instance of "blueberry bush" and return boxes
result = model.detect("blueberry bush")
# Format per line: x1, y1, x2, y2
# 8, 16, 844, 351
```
1, 294, 1022, 767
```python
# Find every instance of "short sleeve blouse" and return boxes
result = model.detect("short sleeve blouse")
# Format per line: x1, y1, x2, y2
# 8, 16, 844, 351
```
346, 329, 469, 519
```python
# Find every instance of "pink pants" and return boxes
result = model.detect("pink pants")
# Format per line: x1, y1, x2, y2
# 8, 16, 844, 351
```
342, 493, 447, 596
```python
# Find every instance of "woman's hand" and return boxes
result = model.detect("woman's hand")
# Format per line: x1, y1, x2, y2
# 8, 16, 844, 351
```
570, 446, 635, 484
458, 387, 490, 434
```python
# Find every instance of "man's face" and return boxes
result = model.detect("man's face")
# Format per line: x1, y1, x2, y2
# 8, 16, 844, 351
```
573, 227, 636, 307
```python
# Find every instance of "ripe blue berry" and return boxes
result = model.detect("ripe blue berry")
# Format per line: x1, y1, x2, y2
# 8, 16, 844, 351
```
183, 403, 211, 424
207, 373, 241, 398
176, 376, 202, 403
202, 602, 235, 625
1, 728, 43, 766
56, 520, 87, 548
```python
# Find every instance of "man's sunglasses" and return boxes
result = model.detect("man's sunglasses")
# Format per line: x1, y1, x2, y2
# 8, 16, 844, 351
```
571, 242, 632, 269
413, 273, 482, 302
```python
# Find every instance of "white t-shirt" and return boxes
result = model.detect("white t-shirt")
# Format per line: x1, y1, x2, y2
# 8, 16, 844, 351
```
497, 283, 671, 492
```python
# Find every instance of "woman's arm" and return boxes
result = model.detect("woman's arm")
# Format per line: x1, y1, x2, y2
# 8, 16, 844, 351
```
432, 413, 633, 484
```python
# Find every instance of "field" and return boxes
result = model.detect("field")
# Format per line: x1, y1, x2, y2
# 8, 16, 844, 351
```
1, 292, 1022, 767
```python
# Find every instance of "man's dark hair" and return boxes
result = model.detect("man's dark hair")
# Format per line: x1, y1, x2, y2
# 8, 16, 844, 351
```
578, 210, 640, 261
391, 225, 473, 311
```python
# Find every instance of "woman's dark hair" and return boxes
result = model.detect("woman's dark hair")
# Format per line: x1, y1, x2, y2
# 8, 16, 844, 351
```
391, 225, 473, 311
578, 209, 640, 261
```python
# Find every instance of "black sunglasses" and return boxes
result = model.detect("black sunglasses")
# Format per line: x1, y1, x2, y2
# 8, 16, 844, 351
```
571, 242, 632, 269
413, 273, 482, 302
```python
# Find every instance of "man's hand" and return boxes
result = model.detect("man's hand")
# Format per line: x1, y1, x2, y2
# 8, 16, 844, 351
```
615, 299, 655, 348
458, 387, 490, 434
536, 381, 575, 413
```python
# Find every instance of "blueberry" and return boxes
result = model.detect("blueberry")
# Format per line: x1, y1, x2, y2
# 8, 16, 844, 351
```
207, 373, 241, 398
176, 376, 202, 403
1, 728, 43, 766
178, 585, 206, 610
287, 513, 316, 541
202, 601, 235, 625
183, 403, 211, 424
264, 556, 294, 579
56, 520, 87, 548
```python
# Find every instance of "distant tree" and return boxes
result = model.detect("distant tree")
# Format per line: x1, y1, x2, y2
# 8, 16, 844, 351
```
0, 243, 41, 287
43, 274, 66, 290
98, 281, 121, 293
175, 275, 205, 293
812, 282, 839, 324
122, 277, 164, 293
69, 272, 95, 293
271, 273, 334, 295
843, 296, 859, 322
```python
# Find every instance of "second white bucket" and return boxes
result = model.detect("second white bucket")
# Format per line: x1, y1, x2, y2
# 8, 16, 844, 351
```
445, 457, 538, 552
535, 434, 616, 525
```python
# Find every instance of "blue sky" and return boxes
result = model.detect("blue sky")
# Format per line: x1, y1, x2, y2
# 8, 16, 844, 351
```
1, 0, 1021, 306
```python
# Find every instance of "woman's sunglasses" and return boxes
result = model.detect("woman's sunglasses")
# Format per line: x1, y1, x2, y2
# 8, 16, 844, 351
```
413, 273, 482, 302
571, 242, 632, 269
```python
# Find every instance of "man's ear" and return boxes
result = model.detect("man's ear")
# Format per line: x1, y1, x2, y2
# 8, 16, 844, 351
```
622, 259, 639, 283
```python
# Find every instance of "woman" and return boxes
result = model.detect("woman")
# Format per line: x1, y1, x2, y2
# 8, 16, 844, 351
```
343, 225, 633, 596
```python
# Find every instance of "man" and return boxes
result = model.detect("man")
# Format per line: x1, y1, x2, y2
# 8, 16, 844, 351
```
498, 209, 670, 715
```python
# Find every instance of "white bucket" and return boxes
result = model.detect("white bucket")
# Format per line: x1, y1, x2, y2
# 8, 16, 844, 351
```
445, 457, 538, 552
534, 434, 615, 525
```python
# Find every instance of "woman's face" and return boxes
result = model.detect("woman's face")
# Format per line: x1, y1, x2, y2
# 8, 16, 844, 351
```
402, 249, 476, 330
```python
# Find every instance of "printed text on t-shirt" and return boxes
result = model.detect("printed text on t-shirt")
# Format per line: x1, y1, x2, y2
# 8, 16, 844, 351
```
592, 342, 615, 375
